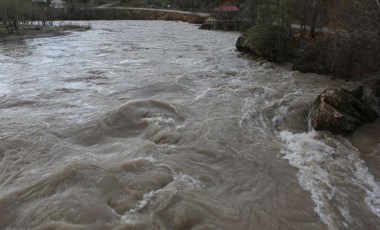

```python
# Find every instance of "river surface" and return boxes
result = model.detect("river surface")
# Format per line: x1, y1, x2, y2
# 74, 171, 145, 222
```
0, 21, 380, 230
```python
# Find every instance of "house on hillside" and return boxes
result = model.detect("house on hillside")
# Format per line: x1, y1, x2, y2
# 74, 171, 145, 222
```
200, 0, 240, 30
213, 4, 239, 21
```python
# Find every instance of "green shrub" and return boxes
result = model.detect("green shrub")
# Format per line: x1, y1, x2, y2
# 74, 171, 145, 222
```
293, 34, 380, 79
245, 24, 294, 62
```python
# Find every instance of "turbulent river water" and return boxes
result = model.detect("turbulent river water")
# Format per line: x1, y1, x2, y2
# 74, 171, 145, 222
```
0, 21, 380, 230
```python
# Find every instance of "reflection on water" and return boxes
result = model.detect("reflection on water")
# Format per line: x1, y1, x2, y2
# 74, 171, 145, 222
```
0, 21, 379, 229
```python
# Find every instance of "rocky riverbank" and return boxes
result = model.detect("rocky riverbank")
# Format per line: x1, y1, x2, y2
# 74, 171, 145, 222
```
236, 35, 380, 134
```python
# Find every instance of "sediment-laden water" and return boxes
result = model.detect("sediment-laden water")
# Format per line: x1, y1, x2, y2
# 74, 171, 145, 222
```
0, 21, 379, 230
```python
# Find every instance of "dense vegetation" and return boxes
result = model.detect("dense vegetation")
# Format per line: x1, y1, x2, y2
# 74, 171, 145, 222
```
236, 0, 380, 79
0, 0, 206, 33
117, 0, 380, 79
0, 0, 57, 35
0, 0, 95, 38
2, 0, 378, 79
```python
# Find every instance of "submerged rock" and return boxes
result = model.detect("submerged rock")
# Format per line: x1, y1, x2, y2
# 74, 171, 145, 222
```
235, 36, 252, 53
311, 88, 377, 133
199, 22, 212, 30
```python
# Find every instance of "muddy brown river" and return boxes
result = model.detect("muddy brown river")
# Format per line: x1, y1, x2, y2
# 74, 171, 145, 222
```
0, 21, 379, 230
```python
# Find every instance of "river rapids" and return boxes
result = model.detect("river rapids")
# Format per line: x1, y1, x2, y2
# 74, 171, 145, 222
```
0, 21, 380, 230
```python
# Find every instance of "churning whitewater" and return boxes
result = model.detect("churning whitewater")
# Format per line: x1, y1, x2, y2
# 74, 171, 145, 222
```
0, 21, 379, 230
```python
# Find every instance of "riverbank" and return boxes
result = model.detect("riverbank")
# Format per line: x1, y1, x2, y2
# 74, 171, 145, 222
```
236, 27, 380, 81
0, 7, 205, 43
0, 24, 91, 43
51, 8, 206, 24
0, 1, 207, 43
236, 27, 380, 136
1, 21, 379, 229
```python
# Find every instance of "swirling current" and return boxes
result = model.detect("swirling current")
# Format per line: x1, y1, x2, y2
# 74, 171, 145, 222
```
0, 21, 379, 230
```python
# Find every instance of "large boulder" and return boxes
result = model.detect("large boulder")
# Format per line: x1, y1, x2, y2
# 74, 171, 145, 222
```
367, 77, 380, 100
235, 36, 252, 53
311, 87, 378, 133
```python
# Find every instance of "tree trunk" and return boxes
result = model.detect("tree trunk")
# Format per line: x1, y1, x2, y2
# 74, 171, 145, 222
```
310, 0, 319, 38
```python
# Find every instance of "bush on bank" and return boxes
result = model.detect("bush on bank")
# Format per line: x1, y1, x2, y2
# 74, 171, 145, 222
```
293, 34, 380, 79
236, 0, 380, 80
240, 27, 380, 80
0, 0, 56, 34
244, 24, 295, 63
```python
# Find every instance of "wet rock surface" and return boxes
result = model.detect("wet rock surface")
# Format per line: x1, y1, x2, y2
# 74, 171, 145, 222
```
311, 87, 378, 133
235, 36, 252, 53
366, 77, 380, 105
199, 22, 212, 30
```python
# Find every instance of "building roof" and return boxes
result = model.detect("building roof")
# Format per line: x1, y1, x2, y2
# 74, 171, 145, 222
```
214, 5, 239, 12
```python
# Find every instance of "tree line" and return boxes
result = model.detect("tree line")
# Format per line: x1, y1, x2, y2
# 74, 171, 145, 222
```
236, 0, 380, 78
0, 0, 55, 34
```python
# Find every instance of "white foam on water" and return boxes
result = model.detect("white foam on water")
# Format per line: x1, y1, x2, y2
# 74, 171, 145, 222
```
172, 172, 204, 190
280, 130, 380, 229
0, 82, 11, 97
280, 131, 337, 229
306, 111, 313, 132
272, 105, 289, 128
335, 138, 380, 219
121, 171, 203, 224
120, 183, 165, 224
352, 159, 380, 217
119, 59, 149, 65
338, 207, 352, 226
129, 190, 156, 214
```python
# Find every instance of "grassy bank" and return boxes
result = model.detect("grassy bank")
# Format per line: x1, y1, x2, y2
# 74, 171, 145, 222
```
0, 23, 91, 42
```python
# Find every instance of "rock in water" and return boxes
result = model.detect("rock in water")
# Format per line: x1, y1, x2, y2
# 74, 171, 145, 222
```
235, 36, 251, 53
310, 88, 378, 133
199, 22, 212, 30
